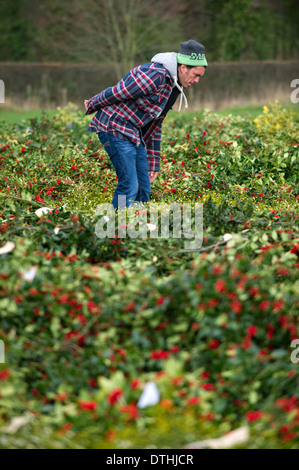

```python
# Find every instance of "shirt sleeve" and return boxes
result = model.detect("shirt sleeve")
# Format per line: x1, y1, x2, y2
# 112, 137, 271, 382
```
145, 120, 163, 173
85, 65, 164, 115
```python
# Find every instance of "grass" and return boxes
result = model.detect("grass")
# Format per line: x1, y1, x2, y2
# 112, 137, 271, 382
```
216, 102, 299, 118
179, 102, 299, 119
0, 107, 59, 124
0, 101, 298, 124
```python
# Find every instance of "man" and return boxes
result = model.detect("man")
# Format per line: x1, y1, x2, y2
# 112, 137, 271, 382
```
84, 40, 207, 209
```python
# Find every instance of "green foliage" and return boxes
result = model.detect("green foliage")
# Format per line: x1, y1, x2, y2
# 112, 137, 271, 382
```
0, 103, 298, 448
0, 0, 33, 60
184, 0, 299, 61
0, 0, 298, 63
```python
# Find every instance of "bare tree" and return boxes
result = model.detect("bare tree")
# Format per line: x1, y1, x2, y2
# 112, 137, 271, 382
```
39, 0, 183, 79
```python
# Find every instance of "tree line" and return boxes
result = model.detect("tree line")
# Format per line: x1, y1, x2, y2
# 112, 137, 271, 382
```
0, 0, 298, 79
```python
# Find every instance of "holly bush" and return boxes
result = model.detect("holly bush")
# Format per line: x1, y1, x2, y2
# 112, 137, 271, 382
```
0, 102, 298, 448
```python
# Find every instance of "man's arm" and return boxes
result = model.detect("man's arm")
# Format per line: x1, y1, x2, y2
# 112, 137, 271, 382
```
85, 65, 163, 115
145, 120, 163, 174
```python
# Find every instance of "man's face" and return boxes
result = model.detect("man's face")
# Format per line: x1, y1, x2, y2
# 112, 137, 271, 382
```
178, 65, 206, 88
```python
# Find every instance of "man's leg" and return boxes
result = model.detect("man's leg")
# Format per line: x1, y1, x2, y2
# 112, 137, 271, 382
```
135, 142, 151, 204
98, 132, 139, 208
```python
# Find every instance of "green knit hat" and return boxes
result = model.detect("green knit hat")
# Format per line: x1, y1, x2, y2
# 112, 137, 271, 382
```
177, 40, 208, 67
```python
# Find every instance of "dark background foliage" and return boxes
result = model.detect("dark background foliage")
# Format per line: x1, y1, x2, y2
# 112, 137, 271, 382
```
1, 0, 298, 65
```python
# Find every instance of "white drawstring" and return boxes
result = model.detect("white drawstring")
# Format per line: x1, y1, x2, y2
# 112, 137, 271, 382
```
173, 76, 188, 112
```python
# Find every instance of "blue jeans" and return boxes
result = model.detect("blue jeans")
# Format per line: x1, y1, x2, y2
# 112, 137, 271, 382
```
98, 132, 151, 209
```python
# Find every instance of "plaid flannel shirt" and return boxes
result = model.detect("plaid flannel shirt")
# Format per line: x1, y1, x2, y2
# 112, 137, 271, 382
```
85, 62, 175, 172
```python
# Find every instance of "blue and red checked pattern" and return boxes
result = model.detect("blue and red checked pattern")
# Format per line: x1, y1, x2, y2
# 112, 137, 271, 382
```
86, 62, 175, 172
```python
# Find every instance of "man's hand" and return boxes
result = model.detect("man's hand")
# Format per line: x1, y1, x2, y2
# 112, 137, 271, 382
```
84, 100, 89, 111
149, 171, 159, 183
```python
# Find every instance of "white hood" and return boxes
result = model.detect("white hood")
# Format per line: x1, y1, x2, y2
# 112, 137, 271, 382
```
151, 52, 188, 112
